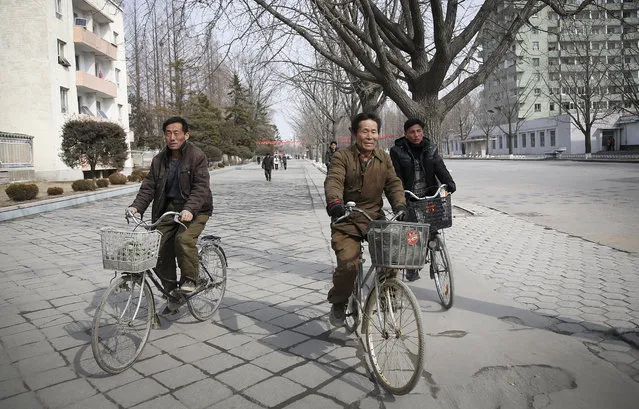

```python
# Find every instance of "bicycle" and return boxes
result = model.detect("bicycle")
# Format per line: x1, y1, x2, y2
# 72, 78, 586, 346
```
91, 211, 227, 374
405, 184, 454, 309
333, 204, 427, 395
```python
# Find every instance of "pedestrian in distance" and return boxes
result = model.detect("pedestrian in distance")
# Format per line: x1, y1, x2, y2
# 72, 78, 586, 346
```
273, 154, 280, 170
324, 112, 407, 326
281, 154, 288, 170
262, 153, 274, 181
126, 116, 213, 314
389, 118, 456, 281
325, 141, 338, 173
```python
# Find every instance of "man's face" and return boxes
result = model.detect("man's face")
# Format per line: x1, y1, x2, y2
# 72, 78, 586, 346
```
354, 119, 379, 154
405, 124, 424, 145
164, 122, 189, 151
330, 143, 337, 151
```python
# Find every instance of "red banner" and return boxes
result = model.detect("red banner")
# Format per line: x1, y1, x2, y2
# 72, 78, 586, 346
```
255, 140, 302, 145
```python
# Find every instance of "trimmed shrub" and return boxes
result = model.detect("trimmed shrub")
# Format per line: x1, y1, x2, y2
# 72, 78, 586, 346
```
108, 172, 127, 185
217, 163, 225, 168
47, 187, 64, 196
96, 178, 109, 188
71, 179, 97, 191
130, 168, 147, 182
5, 183, 39, 201
127, 174, 140, 182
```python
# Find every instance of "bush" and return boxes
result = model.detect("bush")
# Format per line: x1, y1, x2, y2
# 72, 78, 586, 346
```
217, 163, 225, 168
96, 178, 109, 188
130, 168, 148, 181
71, 179, 97, 191
47, 187, 64, 196
108, 172, 127, 185
5, 183, 39, 201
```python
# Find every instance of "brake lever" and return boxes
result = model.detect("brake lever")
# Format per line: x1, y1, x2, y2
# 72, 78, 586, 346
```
173, 214, 187, 229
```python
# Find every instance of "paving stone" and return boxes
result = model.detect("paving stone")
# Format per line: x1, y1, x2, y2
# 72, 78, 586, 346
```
134, 354, 183, 376
282, 361, 340, 388
207, 394, 264, 409
131, 394, 188, 409
66, 393, 119, 409
317, 371, 371, 405
216, 363, 273, 391
171, 342, 222, 363
107, 378, 168, 408
0, 391, 44, 409
281, 394, 342, 409
23, 366, 78, 391
261, 330, 310, 349
14, 351, 66, 374
598, 350, 637, 364
243, 376, 306, 406
0, 377, 27, 400
193, 352, 244, 375
35, 378, 97, 409
252, 350, 306, 374
87, 368, 144, 393
152, 333, 198, 352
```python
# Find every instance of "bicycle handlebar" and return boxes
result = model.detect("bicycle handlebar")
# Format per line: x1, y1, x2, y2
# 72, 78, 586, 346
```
331, 201, 405, 226
404, 184, 449, 201
125, 210, 186, 230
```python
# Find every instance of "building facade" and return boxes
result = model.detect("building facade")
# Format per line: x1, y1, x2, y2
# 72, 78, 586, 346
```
480, 1, 639, 154
0, 0, 131, 181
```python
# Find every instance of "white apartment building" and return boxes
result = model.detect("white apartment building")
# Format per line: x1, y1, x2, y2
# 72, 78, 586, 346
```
0, 0, 131, 181
479, 0, 639, 155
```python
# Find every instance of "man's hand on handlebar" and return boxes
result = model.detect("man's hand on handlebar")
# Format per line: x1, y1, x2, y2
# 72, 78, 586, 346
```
179, 209, 193, 222
393, 204, 407, 221
327, 201, 346, 219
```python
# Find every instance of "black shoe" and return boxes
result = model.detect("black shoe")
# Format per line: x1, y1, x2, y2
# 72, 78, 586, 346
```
329, 303, 346, 327
406, 269, 421, 282
159, 305, 179, 316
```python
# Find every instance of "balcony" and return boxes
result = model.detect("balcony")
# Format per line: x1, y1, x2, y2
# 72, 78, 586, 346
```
76, 70, 117, 98
73, 26, 117, 60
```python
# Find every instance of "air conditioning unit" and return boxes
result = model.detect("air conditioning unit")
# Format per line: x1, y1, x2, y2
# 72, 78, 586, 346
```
75, 18, 88, 27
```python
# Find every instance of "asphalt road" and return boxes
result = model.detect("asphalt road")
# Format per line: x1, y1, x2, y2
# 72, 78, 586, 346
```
446, 159, 639, 253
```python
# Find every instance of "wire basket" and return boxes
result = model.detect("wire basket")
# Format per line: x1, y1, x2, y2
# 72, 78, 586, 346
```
367, 220, 430, 269
410, 193, 452, 231
100, 228, 162, 272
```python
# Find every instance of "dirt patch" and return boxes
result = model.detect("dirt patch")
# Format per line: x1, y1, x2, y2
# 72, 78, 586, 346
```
0, 180, 139, 209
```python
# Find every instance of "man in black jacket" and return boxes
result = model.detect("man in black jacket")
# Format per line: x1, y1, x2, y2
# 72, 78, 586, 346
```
390, 118, 456, 281
127, 117, 213, 312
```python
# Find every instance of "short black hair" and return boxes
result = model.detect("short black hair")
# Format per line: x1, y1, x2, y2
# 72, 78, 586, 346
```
350, 112, 382, 135
329, 141, 337, 146
163, 116, 189, 133
404, 118, 425, 132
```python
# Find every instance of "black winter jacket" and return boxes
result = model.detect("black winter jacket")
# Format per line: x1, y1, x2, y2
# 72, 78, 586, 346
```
389, 137, 456, 196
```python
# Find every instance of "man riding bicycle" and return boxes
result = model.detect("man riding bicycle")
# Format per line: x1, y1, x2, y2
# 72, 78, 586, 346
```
324, 112, 407, 326
390, 118, 456, 281
126, 116, 213, 314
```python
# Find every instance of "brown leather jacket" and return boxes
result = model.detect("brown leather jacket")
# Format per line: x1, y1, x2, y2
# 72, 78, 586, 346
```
324, 144, 406, 237
130, 141, 213, 222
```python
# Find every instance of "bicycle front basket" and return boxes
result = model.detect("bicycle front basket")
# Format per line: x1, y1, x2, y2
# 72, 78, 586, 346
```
100, 228, 162, 272
411, 194, 452, 230
366, 220, 430, 269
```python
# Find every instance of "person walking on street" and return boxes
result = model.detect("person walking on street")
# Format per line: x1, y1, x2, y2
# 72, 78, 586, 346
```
126, 116, 213, 314
325, 141, 338, 173
324, 112, 407, 326
282, 154, 288, 170
390, 118, 456, 281
262, 153, 274, 181
273, 154, 280, 170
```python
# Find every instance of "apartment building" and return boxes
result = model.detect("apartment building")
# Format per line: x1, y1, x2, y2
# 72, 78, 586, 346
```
0, 0, 131, 181
479, 0, 639, 155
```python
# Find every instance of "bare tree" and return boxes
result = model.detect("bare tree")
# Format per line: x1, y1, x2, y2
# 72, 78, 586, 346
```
224, 0, 592, 143
545, 16, 616, 153
442, 93, 475, 155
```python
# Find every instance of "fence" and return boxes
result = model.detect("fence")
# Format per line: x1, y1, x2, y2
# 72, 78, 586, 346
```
0, 132, 35, 183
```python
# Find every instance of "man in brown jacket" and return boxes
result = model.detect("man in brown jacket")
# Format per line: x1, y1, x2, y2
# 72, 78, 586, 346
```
324, 112, 406, 326
127, 117, 213, 314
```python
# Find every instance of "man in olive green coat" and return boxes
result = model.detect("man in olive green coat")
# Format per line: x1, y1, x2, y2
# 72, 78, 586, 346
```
324, 112, 406, 326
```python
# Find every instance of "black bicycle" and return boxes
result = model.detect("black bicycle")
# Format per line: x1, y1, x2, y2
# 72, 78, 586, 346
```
91, 211, 227, 374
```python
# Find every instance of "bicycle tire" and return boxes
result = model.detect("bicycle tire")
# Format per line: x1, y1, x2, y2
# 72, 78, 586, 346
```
363, 278, 425, 395
344, 293, 360, 333
430, 235, 454, 309
188, 244, 227, 321
91, 275, 153, 374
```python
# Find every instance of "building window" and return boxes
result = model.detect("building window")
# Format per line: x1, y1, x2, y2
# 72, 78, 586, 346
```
60, 87, 68, 113
532, 41, 539, 51
514, 134, 518, 148
57, 40, 71, 67
118, 104, 123, 123
115, 68, 120, 86
55, 0, 62, 18
530, 132, 536, 147
534, 103, 541, 112
550, 130, 556, 147
521, 133, 527, 148
499, 136, 503, 149
540, 131, 545, 147
532, 58, 540, 66
550, 102, 555, 111
113, 31, 119, 46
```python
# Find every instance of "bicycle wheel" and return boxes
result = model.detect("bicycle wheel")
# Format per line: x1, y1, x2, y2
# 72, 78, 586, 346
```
188, 244, 227, 321
344, 293, 360, 333
92, 275, 153, 374
430, 235, 454, 309
363, 278, 425, 395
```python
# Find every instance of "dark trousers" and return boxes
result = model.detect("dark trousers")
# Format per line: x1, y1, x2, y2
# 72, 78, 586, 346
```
155, 202, 208, 291
264, 169, 272, 181
327, 229, 361, 304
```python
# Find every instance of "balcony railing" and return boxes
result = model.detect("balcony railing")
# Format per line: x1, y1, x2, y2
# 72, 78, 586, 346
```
76, 70, 117, 98
73, 26, 117, 60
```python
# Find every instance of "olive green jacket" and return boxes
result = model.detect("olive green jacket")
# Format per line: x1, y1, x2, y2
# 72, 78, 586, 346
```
324, 144, 406, 237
